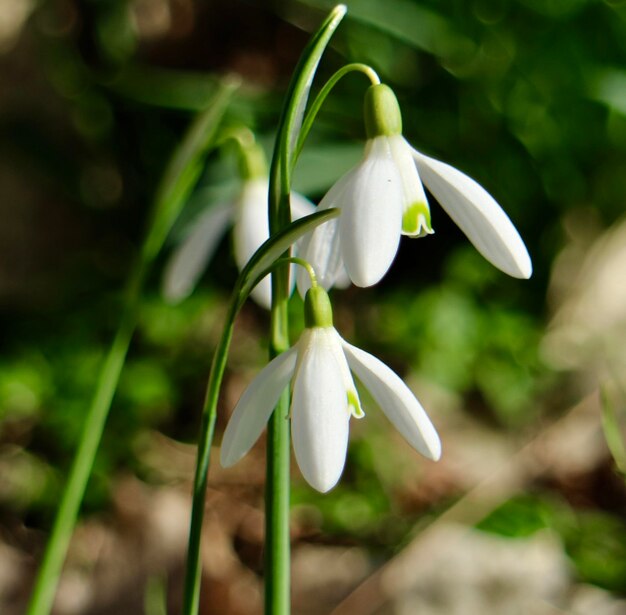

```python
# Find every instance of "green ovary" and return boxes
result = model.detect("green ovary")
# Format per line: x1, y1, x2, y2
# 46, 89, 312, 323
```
402, 202, 433, 236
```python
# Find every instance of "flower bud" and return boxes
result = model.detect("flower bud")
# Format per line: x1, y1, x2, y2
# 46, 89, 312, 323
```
304, 286, 333, 328
364, 84, 403, 139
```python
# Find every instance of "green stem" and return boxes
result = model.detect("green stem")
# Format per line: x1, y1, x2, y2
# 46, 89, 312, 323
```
182, 296, 238, 615
264, 390, 292, 615
265, 6, 348, 614
179, 205, 340, 615
265, 265, 291, 615
26, 261, 145, 615
295, 63, 380, 161
271, 257, 318, 288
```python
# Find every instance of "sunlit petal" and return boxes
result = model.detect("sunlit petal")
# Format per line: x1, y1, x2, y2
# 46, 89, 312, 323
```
220, 347, 298, 468
388, 135, 433, 237
328, 329, 363, 418
297, 169, 356, 296
162, 202, 233, 302
286, 191, 317, 297
414, 151, 532, 279
233, 179, 273, 308
292, 329, 350, 492
340, 137, 404, 287
234, 181, 316, 307
342, 341, 441, 460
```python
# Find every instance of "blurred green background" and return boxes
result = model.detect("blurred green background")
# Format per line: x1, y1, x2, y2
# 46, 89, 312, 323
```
1, 0, 626, 613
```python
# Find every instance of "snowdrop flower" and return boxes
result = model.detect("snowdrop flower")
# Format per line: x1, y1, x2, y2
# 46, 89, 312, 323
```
298, 84, 532, 294
220, 284, 440, 492
163, 141, 315, 309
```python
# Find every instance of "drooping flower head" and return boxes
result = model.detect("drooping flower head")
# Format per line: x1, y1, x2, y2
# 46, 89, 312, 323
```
163, 137, 315, 309
298, 84, 532, 295
220, 284, 440, 492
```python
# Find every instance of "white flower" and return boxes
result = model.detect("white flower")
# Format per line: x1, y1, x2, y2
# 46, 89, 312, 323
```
220, 287, 441, 493
298, 84, 532, 295
163, 178, 314, 309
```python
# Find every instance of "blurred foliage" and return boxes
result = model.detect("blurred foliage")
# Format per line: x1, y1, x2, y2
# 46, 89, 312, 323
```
480, 493, 626, 592
2, 0, 626, 605
601, 381, 626, 476
361, 247, 551, 427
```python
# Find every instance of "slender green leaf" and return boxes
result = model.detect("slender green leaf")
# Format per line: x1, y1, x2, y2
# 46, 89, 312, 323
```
26, 305, 138, 615
239, 208, 340, 304
269, 4, 347, 233
144, 574, 168, 615
26, 81, 234, 615
182, 205, 340, 615
142, 77, 240, 263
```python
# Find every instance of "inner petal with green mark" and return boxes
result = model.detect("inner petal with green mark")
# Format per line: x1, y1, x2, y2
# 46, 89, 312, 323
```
347, 390, 364, 418
402, 201, 434, 237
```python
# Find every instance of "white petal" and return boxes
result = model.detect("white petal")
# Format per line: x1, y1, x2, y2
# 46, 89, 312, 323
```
327, 329, 363, 418
162, 202, 233, 302
296, 218, 343, 296
414, 151, 532, 279
342, 341, 441, 460
289, 191, 317, 294
340, 137, 404, 287
388, 135, 433, 237
220, 346, 298, 468
297, 170, 356, 296
234, 181, 317, 307
233, 179, 272, 308
292, 329, 350, 492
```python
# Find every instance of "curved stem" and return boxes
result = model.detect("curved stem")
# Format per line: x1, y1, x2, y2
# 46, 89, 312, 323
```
264, 257, 318, 289
182, 294, 239, 615
294, 63, 380, 162
26, 263, 144, 615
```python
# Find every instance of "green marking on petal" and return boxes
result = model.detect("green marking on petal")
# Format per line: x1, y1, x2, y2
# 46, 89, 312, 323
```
347, 390, 364, 419
402, 201, 433, 237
